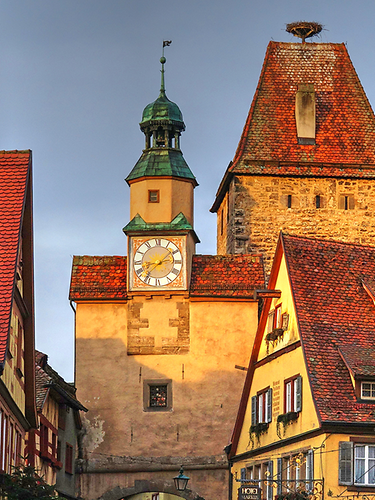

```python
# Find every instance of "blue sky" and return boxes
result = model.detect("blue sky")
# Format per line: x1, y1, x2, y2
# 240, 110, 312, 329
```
1, 0, 374, 379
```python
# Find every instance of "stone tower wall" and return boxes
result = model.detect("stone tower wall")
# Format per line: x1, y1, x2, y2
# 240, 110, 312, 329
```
217, 175, 375, 276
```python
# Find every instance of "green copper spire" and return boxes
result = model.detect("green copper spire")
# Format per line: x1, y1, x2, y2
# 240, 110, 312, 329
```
126, 42, 196, 185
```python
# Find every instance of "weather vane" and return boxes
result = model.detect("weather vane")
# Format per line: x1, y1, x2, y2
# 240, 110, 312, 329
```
160, 41, 172, 93
286, 21, 323, 43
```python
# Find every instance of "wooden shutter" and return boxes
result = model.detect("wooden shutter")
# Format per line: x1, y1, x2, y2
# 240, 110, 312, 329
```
267, 460, 274, 500
251, 396, 257, 426
65, 443, 73, 475
241, 468, 246, 481
295, 376, 302, 412
277, 458, 282, 495
339, 442, 353, 485
267, 388, 273, 423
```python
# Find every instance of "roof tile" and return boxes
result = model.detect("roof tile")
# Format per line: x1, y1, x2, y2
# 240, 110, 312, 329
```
283, 234, 375, 423
232, 42, 375, 173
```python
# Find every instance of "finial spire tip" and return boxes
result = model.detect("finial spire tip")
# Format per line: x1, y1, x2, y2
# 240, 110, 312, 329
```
160, 40, 172, 94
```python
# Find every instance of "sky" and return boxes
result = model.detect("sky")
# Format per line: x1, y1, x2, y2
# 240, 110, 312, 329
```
1, 0, 375, 380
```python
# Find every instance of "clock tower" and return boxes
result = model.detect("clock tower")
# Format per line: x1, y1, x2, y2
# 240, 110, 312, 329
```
124, 52, 199, 291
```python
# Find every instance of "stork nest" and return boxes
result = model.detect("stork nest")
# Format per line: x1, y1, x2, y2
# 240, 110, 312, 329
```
286, 21, 323, 42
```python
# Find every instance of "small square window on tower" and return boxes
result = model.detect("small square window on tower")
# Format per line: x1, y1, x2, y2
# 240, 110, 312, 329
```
339, 195, 355, 210
148, 190, 160, 203
143, 380, 172, 412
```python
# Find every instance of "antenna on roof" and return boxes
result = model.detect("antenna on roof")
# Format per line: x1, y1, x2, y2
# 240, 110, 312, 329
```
286, 21, 323, 43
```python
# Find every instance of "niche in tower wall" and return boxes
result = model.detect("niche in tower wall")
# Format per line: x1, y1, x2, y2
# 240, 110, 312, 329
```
127, 299, 190, 355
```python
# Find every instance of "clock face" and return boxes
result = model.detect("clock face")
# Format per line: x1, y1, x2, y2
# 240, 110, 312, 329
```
133, 238, 183, 287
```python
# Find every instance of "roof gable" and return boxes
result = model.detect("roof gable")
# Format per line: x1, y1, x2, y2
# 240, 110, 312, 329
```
232, 42, 375, 169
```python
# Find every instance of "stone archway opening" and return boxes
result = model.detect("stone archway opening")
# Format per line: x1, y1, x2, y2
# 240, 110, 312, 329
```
98, 479, 205, 500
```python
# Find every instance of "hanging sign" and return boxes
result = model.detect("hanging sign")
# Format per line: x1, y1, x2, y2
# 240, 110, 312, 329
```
238, 485, 261, 500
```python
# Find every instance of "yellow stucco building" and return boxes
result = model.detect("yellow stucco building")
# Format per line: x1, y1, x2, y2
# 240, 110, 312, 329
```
229, 233, 375, 500
70, 54, 265, 500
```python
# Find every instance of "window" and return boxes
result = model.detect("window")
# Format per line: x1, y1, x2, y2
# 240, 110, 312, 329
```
65, 443, 73, 475
267, 311, 275, 334
148, 190, 160, 203
274, 304, 282, 329
143, 380, 172, 412
339, 194, 355, 210
279, 451, 314, 495
315, 195, 321, 209
287, 195, 292, 209
267, 305, 284, 334
339, 442, 375, 486
251, 388, 272, 425
284, 375, 302, 413
361, 382, 375, 399
245, 460, 274, 500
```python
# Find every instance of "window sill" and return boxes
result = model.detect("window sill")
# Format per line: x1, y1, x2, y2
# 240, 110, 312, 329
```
346, 486, 375, 492
249, 422, 269, 448
276, 411, 299, 438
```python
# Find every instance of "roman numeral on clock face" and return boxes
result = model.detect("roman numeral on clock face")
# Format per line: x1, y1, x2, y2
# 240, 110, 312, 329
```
171, 268, 179, 276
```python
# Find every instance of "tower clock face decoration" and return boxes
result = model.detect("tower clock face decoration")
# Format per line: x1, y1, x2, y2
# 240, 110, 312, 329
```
133, 238, 183, 287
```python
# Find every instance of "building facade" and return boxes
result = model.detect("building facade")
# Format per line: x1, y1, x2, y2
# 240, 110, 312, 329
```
0, 150, 37, 473
70, 56, 265, 500
28, 350, 87, 498
229, 233, 375, 500
211, 40, 375, 275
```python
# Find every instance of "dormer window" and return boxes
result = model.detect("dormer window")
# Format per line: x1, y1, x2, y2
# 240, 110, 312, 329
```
361, 382, 375, 399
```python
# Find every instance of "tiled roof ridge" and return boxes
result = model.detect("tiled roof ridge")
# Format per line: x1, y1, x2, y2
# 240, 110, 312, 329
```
231, 41, 272, 169
282, 232, 375, 251
0, 150, 31, 154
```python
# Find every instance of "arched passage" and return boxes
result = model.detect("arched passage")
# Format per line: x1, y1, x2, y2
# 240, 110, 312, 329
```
97, 479, 205, 500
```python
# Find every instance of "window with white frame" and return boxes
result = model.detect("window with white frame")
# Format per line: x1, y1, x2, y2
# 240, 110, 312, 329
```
284, 376, 302, 413
251, 388, 273, 425
361, 382, 375, 400
278, 451, 314, 496
339, 442, 375, 486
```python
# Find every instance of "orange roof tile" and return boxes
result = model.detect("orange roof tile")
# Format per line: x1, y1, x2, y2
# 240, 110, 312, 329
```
283, 234, 375, 423
232, 42, 375, 171
190, 254, 264, 297
69, 256, 128, 300
69, 254, 265, 300
0, 151, 31, 369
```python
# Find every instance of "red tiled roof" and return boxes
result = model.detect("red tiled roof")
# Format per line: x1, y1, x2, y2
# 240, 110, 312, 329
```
283, 234, 375, 423
35, 363, 51, 412
69, 254, 265, 300
69, 256, 128, 300
0, 151, 31, 368
232, 42, 375, 170
190, 254, 264, 297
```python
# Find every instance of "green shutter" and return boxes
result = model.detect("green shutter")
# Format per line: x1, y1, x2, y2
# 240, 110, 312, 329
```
295, 376, 302, 412
267, 460, 274, 500
251, 396, 257, 426
267, 388, 272, 423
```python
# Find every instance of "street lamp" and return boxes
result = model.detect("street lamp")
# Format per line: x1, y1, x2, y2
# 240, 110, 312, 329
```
173, 465, 190, 491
